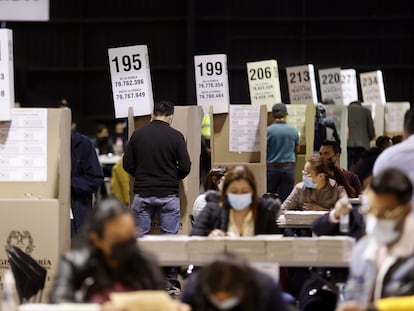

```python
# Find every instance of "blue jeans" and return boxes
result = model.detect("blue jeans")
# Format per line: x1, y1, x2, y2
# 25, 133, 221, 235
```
267, 165, 295, 202
132, 194, 180, 235
132, 194, 181, 288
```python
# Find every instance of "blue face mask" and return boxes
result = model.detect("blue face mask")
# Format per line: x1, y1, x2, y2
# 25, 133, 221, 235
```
302, 176, 317, 189
227, 193, 252, 211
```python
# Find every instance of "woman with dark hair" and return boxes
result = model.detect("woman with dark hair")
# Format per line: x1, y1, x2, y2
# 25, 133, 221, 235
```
190, 165, 280, 237
192, 166, 227, 220
282, 156, 347, 212
181, 252, 289, 311
49, 197, 164, 304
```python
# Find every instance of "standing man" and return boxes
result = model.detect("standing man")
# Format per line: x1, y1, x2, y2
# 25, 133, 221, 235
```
267, 103, 299, 202
123, 100, 191, 294
319, 140, 361, 197
347, 101, 376, 171
71, 129, 104, 238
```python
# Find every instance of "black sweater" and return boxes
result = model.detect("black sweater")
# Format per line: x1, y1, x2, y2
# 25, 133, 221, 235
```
123, 120, 191, 197
190, 191, 280, 236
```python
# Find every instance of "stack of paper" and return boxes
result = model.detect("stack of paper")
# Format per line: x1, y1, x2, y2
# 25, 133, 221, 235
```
317, 236, 355, 263
262, 235, 294, 262
138, 235, 189, 263
225, 237, 267, 261
284, 211, 328, 225
187, 237, 226, 264
292, 238, 318, 262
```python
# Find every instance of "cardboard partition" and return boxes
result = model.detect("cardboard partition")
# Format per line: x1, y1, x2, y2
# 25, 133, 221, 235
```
324, 105, 348, 169
0, 108, 71, 302
210, 105, 267, 195
384, 102, 411, 137
127, 106, 203, 235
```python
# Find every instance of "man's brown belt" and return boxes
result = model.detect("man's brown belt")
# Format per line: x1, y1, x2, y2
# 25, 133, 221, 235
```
267, 162, 296, 167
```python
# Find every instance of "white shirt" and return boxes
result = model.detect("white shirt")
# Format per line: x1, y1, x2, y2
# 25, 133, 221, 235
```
373, 135, 414, 208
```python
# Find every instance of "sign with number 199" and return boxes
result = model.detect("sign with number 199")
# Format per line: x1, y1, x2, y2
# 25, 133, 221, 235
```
194, 54, 230, 114
108, 45, 154, 118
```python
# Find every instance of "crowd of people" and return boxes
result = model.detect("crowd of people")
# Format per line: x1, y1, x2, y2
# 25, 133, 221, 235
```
50, 100, 414, 311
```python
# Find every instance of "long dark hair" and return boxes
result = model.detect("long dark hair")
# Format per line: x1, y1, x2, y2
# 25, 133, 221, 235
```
221, 165, 259, 217
308, 156, 356, 197
74, 197, 163, 298
195, 253, 259, 311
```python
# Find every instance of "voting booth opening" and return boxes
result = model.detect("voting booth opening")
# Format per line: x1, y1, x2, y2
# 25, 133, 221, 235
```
0, 108, 71, 301
127, 106, 203, 235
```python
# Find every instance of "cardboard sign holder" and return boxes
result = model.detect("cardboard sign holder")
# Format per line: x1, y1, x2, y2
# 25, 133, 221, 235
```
0, 108, 71, 299
210, 105, 268, 195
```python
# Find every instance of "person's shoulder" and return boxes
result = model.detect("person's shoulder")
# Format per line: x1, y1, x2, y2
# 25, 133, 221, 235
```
205, 190, 220, 202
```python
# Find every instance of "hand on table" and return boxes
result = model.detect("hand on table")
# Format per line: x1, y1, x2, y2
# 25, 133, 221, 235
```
208, 229, 226, 237
303, 203, 327, 211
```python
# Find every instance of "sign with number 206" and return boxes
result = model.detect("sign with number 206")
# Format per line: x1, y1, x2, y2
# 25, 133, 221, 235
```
108, 45, 154, 118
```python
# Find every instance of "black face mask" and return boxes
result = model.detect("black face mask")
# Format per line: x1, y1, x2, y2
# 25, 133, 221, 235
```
327, 156, 336, 170
110, 238, 137, 263
99, 136, 109, 144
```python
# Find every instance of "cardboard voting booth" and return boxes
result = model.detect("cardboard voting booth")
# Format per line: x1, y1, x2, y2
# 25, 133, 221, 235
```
0, 108, 71, 301
210, 105, 268, 195
127, 106, 203, 235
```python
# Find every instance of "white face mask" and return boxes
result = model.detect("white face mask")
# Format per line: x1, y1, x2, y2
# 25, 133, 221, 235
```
365, 214, 400, 244
208, 295, 241, 310
227, 193, 252, 211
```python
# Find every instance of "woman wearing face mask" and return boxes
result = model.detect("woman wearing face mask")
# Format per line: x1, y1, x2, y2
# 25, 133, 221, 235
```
192, 166, 227, 221
49, 197, 165, 304
190, 165, 280, 237
181, 252, 290, 311
282, 155, 347, 212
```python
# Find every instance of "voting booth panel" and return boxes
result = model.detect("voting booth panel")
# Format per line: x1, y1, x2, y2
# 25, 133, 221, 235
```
0, 108, 71, 302
210, 105, 267, 196
384, 102, 411, 137
128, 106, 203, 235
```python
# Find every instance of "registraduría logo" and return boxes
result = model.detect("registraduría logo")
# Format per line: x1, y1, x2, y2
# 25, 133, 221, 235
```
6, 230, 35, 254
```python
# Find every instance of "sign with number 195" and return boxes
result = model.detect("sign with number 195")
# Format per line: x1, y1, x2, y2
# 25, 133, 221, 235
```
108, 45, 154, 118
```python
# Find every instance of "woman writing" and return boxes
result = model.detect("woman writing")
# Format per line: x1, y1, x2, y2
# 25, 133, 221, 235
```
191, 165, 280, 237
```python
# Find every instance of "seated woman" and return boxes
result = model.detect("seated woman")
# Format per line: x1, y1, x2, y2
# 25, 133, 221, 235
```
191, 165, 280, 237
181, 252, 290, 311
49, 197, 164, 303
282, 155, 347, 212
192, 166, 227, 220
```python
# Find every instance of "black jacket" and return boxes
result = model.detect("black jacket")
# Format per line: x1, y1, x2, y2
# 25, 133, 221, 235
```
49, 246, 164, 303
190, 191, 280, 236
123, 120, 191, 197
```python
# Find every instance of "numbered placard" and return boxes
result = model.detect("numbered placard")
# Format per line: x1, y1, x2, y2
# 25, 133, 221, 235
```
246, 59, 281, 111
194, 54, 230, 114
108, 45, 154, 118
0, 29, 14, 121
318, 67, 342, 104
340, 69, 358, 106
229, 105, 260, 152
286, 64, 318, 104
360, 70, 386, 104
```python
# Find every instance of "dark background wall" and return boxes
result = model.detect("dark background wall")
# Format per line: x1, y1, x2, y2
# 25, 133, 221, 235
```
5, 0, 414, 135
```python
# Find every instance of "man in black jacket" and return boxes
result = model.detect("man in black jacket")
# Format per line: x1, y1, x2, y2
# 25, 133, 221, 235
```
123, 101, 191, 293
